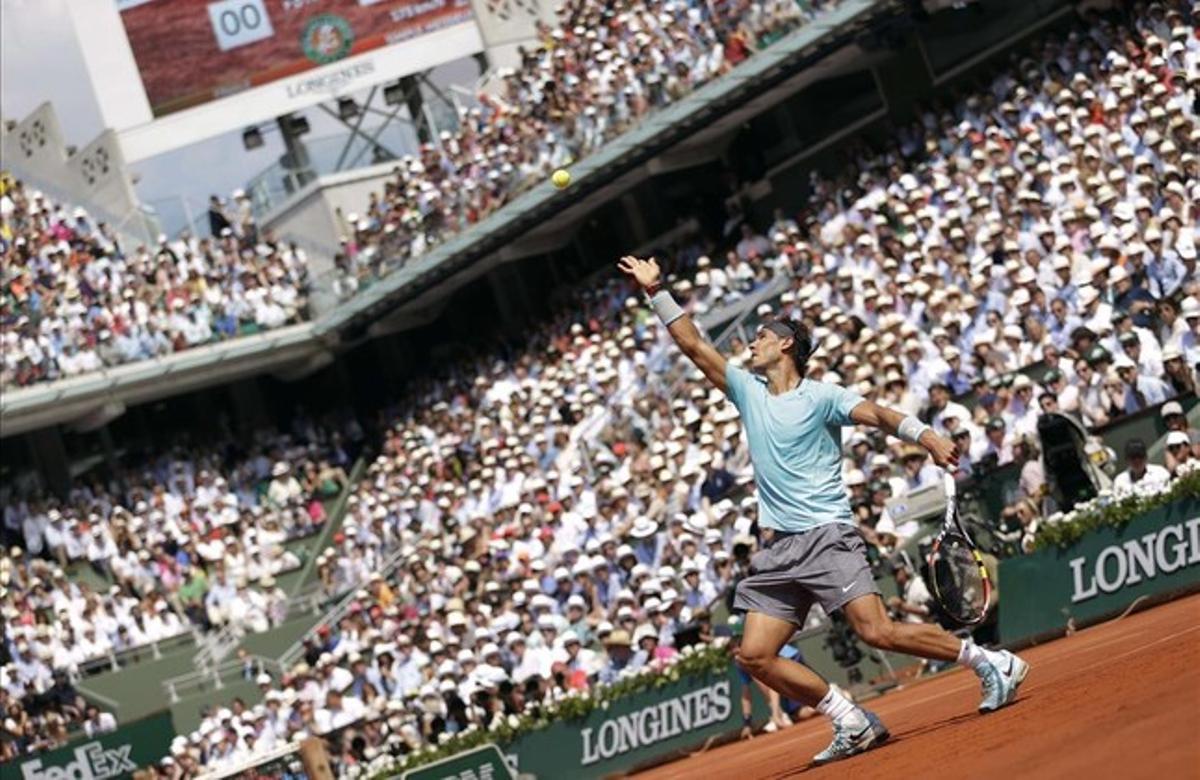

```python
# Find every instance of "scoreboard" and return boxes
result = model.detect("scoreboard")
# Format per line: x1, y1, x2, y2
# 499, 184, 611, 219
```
116, 0, 475, 117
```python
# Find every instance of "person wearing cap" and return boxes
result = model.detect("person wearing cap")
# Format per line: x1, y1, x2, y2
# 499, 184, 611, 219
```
1109, 264, 1157, 330
1177, 297, 1200, 359
1113, 439, 1171, 497
1157, 399, 1188, 433
885, 560, 934, 627
1143, 234, 1187, 301
1047, 297, 1082, 352
680, 561, 718, 610
81, 704, 117, 738
314, 687, 365, 735
1113, 327, 1163, 381
1156, 348, 1195, 396
981, 417, 1013, 467
940, 348, 974, 396
597, 629, 640, 684
1164, 431, 1196, 478
631, 622, 676, 667
1113, 355, 1172, 415
898, 445, 940, 493
620, 255, 1026, 766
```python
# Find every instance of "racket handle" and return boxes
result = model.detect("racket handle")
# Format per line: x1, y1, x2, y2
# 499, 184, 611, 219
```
942, 470, 956, 501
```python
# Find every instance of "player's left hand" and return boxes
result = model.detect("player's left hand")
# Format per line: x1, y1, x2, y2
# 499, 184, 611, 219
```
922, 432, 959, 469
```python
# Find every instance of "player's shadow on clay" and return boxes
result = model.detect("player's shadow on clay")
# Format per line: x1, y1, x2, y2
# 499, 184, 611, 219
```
774, 706, 1028, 778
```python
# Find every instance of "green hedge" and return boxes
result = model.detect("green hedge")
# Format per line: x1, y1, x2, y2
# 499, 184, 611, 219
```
1034, 467, 1200, 550
366, 641, 735, 779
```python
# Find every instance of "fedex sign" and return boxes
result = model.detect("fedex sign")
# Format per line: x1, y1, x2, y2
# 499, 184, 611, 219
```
20, 742, 136, 780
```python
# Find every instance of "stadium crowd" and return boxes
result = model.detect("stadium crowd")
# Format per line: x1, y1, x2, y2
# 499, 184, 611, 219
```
329, 0, 840, 299
0, 177, 312, 390
3, 0, 1199, 774
0, 422, 358, 759
149, 2, 1200, 774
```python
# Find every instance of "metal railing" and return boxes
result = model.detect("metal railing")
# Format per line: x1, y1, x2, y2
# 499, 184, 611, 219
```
276, 544, 410, 670
163, 655, 283, 704
72, 630, 201, 679
194, 741, 303, 780
193, 622, 245, 668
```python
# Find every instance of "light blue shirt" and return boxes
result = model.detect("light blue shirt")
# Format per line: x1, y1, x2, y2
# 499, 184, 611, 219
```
724, 365, 863, 532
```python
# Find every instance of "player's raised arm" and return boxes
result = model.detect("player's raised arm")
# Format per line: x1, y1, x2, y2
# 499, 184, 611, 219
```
849, 399, 959, 469
618, 255, 727, 393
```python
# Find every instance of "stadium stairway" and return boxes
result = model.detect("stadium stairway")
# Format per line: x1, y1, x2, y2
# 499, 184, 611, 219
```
71, 460, 364, 729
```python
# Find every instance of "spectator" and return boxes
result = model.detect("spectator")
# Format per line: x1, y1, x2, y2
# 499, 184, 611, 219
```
0, 179, 311, 389
1113, 439, 1171, 496
1164, 431, 1195, 477
886, 561, 933, 625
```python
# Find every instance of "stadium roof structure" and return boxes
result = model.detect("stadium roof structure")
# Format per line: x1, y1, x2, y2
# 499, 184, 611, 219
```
0, 0, 898, 438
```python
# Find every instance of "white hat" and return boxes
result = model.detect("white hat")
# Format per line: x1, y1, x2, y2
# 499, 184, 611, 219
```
629, 518, 659, 539
633, 624, 658, 643
1166, 431, 1189, 447
684, 514, 708, 535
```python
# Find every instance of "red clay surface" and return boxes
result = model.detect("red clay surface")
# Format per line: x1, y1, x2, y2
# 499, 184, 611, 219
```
637, 594, 1200, 780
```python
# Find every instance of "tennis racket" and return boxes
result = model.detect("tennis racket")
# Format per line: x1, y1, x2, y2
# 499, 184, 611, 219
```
927, 471, 991, 625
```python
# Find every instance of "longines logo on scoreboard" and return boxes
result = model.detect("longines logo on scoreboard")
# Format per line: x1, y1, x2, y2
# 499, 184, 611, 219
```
285, 60, 376, 99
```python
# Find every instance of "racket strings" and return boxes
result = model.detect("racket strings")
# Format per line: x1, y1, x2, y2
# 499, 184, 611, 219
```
932, 535, 987, 622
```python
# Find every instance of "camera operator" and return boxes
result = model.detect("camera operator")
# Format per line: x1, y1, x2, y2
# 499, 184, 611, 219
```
885, 560, 933, 625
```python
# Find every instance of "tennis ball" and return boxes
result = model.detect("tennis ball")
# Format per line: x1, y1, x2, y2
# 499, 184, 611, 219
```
552, 169, 571, 189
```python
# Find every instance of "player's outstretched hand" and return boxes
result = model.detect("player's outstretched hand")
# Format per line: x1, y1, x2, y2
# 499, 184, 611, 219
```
923, 433, 959, 469
618, 255, 661, 291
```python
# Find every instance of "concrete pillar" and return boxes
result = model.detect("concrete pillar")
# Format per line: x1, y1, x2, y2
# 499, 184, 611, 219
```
488, 267, 525, 336
400, 75, 431, 144
98, 425, 121, 486
620, 192, 650, 249
26, 427, 70, 498
229, 378, 267, 434
872, 34, 936, 125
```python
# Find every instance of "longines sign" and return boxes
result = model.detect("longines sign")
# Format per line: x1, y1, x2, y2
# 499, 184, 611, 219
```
580, 681, 733, 765
1000, 500, 1200, 643
1069, 516, 1200, 602
504, 669, 761, 779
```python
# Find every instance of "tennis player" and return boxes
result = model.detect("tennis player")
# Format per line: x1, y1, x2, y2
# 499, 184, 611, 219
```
619, 256, 1029, 765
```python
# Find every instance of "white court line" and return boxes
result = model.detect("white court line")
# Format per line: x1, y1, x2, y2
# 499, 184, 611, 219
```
1046, 624, 1200, 679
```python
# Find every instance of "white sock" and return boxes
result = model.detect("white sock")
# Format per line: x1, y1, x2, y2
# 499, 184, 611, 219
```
957, 639, 1000, 673
817, 685, 866, 729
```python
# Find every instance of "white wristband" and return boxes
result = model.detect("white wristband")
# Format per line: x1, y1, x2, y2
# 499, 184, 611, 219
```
649, 289, 685, 326
897, 416, 930, 444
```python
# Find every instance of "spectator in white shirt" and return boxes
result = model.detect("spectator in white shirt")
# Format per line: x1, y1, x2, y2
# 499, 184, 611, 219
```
1112, 439, 1171, 497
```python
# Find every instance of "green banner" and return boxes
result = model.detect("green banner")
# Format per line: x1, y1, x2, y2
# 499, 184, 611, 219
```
999, 499, 1200, 643
501, 665, 766, 779
401, 744, 514, 780
10, 711, 175, 780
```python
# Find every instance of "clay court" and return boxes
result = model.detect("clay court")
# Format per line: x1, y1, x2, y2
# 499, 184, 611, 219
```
637, 594, 1200, 780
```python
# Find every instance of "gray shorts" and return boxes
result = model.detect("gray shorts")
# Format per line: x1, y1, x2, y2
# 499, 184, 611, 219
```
733, 522, 880, 626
